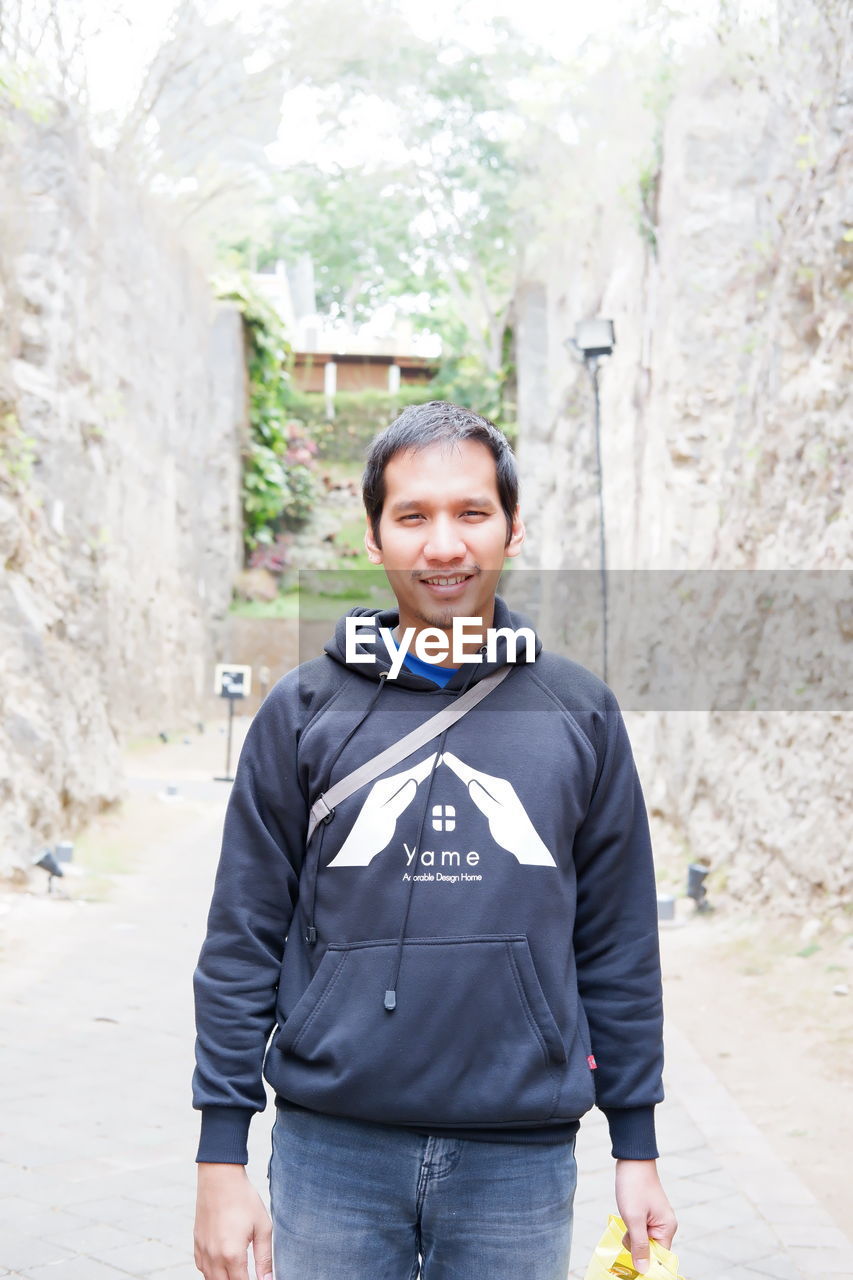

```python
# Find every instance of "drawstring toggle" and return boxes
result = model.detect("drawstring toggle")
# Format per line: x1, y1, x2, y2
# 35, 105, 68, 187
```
384, 988, 397, 1011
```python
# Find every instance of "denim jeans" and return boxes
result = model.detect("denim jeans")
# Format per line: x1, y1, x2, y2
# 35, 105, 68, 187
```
267, 1100, 577, 1280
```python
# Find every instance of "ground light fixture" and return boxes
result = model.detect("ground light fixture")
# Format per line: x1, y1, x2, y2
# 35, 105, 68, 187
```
33, 847, 64, 893
687, 862, 712, 913
567, 318, 616, 683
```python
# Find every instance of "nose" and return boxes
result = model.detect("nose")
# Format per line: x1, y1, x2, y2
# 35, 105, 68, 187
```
422, 515, 467, 562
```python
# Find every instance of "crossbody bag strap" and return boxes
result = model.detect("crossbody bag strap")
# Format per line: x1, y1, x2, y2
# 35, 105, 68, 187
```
306, 663, 513, 844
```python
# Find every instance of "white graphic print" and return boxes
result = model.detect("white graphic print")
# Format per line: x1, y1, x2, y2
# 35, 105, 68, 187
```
432, 804, 455, 832
326, 750, 556, 868
324, 753, 438, 868
441, 751, 556, 866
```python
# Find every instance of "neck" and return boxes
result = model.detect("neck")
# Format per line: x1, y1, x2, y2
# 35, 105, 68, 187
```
393, 602, 496, 668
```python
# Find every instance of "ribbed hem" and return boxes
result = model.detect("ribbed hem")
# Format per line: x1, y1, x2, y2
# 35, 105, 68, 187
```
602, 1105, 659, 1160
408, 1120, 580, 1145
195, 1106, 254, 1164
275, 1099, 579, 1146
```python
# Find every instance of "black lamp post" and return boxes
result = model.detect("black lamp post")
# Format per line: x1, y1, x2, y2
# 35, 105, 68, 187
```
570, 318, 616, 684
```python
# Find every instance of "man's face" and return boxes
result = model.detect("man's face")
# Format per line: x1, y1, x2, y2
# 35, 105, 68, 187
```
364, 439, 525, 641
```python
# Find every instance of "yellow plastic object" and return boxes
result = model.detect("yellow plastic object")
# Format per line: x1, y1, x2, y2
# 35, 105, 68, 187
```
584, 1215, 688, 1280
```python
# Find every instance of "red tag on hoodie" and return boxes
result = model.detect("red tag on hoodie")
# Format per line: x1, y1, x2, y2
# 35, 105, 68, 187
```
587, 1054, 597, 1070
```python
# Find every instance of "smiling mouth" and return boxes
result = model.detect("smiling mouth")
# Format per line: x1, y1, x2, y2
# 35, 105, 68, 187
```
418, 573, 475, 586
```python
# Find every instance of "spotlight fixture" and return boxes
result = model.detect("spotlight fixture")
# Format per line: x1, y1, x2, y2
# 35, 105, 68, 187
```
572, 317, 616, 359
33, 847, 64, 894
686, 863, 711, 913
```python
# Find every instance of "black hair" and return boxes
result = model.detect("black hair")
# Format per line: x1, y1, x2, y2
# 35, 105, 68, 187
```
362, 400, 519, 548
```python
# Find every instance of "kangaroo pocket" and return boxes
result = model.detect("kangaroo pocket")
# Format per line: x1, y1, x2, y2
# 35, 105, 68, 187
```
271, 934, 571, 1126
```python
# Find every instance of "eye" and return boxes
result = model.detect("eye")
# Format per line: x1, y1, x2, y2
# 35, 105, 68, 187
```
462, 510, 489, 518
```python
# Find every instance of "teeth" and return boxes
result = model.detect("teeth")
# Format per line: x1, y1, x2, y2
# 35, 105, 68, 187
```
424, 575, 469, 586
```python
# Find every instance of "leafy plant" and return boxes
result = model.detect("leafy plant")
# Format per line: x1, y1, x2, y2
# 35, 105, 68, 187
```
285, 387, 440, 462
248, 532, 293, 574
0, 411, 38, 490
281, 383, 515, 465
213, 274, 319, 556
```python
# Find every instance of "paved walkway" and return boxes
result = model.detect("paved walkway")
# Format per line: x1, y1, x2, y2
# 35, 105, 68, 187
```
0, 750, 849, 1280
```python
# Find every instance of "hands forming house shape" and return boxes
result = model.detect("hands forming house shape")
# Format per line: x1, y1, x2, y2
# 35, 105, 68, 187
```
326, 751, 556, 868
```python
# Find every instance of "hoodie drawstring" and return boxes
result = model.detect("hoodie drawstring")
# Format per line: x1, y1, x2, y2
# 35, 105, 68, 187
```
304, 672, 388, 944
304, 644, 491, 1014
383, 649, 484, 1013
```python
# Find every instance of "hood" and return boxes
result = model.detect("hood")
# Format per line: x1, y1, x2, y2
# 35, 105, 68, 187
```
324, 593, 543, 691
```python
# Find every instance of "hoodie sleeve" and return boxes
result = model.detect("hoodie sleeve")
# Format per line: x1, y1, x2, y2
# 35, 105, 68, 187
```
191, 678, 307, 1163
571, 686, 664, 1161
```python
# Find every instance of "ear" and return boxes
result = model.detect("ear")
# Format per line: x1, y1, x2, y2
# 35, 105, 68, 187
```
504, 506, 525, 560
364, 517, 383, 565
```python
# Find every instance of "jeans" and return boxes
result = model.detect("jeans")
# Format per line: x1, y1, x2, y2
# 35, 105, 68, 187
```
267, 1100, 577, 1280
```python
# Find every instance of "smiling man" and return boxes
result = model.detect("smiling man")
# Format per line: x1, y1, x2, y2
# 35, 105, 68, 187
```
192, 401, 677, 1280
364, 419, 523, 639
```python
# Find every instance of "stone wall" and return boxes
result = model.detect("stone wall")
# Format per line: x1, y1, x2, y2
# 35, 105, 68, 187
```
514, 14, 852, 915
0, 108, 247, 880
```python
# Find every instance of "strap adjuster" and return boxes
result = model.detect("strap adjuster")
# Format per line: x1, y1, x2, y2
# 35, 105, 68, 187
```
316, 794, 335, 825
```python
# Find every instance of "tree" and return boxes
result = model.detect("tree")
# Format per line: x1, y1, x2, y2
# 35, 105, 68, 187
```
252, 164, 419, 324
235, 18, 553, 416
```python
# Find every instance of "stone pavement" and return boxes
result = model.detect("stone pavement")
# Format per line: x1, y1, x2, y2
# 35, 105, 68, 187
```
570, 1029, 853, 1280
0, 757, 850, 1280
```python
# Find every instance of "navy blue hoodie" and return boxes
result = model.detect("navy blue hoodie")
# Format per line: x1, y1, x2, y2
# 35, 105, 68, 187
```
192, 596, 665, 1164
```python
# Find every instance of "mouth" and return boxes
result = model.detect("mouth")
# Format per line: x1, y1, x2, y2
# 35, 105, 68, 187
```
419, 574, 474, 586
412, 570, 479, 599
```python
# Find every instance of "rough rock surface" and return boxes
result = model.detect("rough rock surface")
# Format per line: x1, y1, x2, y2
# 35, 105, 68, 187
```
0, 110, 247, 879
513, 13, 852, 915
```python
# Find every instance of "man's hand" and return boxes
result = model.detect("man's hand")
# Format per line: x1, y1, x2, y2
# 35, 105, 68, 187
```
615, 1158, 677, 1275
326, 754, 438, 866
440, 751, 556, 865
194, 1163, 273, 1280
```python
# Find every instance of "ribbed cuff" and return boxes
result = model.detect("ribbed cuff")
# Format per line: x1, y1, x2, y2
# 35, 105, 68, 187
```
196, 1106, 254, 1164
602, 1105, 659, 1160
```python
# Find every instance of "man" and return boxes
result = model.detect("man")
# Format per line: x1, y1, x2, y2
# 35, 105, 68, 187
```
192, 401, 677, 1280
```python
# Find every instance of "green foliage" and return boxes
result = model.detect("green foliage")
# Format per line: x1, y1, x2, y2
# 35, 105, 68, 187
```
228, 30, 544, 389
213, 274, 318, 556
0, 61, 52, 124
428, 352, 507, 426
286, 387, 439, 462
621, 58, 677, 255
635, 158, 661, 252
284, 383, 517, 464
0, 411, 38, 491
247, 166, 419, 323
